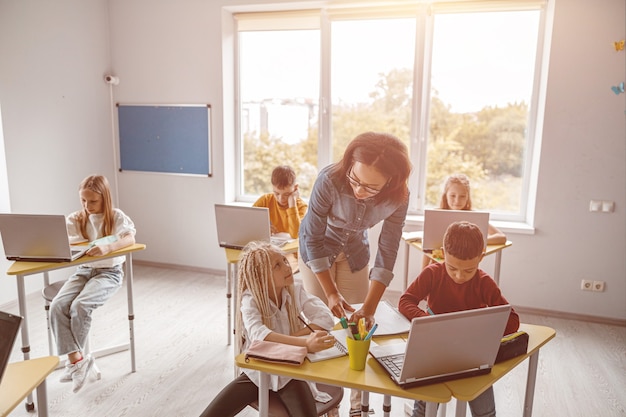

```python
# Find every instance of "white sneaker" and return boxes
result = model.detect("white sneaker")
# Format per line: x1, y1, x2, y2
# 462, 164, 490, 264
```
59, 360, 73, 383
71, 355, 95, 393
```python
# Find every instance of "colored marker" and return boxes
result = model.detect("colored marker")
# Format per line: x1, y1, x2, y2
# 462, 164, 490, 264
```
348, 322, 361, 340
364, 323, 378, 341
340, 317, 354, 339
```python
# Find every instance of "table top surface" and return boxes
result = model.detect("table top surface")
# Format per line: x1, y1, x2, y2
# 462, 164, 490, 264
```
225, 240, 299, 263
6, 243, 146, 276
236, 322, 555, 404
0, 356, 59, 417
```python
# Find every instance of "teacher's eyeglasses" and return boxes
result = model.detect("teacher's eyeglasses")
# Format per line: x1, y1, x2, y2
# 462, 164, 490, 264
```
346, 169, 386, 196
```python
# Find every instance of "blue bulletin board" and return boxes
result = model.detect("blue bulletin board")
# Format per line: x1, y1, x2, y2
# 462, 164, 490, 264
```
117, 104, 211, 176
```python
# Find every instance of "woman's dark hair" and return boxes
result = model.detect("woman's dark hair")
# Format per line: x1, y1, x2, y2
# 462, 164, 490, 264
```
330, 132, 412, 205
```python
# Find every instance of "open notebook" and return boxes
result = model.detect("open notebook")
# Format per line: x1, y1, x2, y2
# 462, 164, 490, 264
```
306, 300, 408, 362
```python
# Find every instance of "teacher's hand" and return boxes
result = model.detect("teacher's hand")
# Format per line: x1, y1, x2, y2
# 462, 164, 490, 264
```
349, 308, 375, 331
327, 292, 355, 319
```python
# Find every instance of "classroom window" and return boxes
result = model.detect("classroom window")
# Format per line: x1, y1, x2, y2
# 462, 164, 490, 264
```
233, 1, 547, 224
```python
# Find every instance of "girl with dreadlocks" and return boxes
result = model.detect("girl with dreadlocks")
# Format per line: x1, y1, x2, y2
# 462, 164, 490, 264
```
199, 241, 335, 417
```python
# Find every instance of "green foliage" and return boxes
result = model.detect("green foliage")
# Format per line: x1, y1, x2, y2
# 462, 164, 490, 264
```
242, 69, 528, 212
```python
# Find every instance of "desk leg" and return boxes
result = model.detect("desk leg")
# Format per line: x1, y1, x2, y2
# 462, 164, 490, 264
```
226, 262, 233, 346
454, 400, 467, 417
16, 274, 35, 411
258, 372, 269, 417
35, 378, 49, 417
42, 272, 55, 356
424, 402, 437, 417
383, 394, 391, 417
493, 251, 503, 285
125, 253, 137, 373
523, 350, 540, 417
360, 391, 370, 417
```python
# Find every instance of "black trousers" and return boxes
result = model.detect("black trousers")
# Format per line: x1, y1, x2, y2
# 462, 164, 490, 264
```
199, 373, 318, 417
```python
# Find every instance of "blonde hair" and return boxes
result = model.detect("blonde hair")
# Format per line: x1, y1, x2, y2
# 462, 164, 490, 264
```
76, 175, 115, 239
439, 174, 472, 210
235, 241, 301, 347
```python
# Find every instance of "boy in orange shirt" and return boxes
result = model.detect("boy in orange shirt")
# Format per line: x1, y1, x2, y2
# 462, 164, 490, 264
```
399, 221, 519, 417
253, 165, 307, 239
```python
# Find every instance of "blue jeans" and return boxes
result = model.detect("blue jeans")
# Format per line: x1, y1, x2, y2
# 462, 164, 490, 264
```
50, 265, 123, 355
411, 386, 496, 417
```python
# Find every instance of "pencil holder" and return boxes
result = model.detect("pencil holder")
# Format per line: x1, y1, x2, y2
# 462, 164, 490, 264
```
346, 337, 371, 371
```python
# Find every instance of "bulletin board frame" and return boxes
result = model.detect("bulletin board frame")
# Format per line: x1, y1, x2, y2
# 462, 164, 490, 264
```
117, 103, 212, 176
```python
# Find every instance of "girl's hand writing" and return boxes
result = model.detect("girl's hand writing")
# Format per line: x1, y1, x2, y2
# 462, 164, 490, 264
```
305, 330, 335, 353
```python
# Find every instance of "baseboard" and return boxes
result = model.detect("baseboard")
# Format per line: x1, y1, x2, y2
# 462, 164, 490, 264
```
134, 259, 224, 276
135, 262, 626, 327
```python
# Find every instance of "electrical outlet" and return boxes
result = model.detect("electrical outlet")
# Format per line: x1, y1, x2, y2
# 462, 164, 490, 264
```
592, 281, 605, 292
581, 280, 593, 291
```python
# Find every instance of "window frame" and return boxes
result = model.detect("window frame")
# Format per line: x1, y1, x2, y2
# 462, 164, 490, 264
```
232, 1, 549, 227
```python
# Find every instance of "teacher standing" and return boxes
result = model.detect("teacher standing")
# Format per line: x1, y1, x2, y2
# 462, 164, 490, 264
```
298, 131, 412, 328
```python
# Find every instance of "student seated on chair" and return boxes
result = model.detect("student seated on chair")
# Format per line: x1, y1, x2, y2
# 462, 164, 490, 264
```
422, 174, 507, 270
253, 165, 307, 239
199, 241, 336, 417
50, 175, 136, 393
399, 221, 519, 417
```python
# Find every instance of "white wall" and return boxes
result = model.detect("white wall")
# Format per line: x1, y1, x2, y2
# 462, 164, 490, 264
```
0, 0, 115, 303
0, 0, 624, 322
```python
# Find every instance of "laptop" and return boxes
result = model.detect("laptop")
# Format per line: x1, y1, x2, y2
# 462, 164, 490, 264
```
215, 204, 291, 250
422, 209, 490, 252
369, 304, 511, 389
0, 310, 22, 385
0, 213, 90, 262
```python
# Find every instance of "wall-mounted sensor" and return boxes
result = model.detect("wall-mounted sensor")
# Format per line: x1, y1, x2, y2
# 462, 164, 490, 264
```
104, 75, 120, 85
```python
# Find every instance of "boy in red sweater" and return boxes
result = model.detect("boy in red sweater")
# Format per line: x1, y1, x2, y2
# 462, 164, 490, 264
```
399, 221, 519, 417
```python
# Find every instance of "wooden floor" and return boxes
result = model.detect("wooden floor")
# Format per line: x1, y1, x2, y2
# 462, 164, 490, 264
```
2, 263, 625, 417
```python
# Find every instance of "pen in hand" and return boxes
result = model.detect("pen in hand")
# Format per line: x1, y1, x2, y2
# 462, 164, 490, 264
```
298, 314, 341, 350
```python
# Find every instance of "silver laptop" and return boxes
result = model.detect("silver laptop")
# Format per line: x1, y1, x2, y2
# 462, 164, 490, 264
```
369, 304, 511, 389
422, 209, 490, 252
0, 213, 90, 262
215, 204, 290, 250
0, 310, 22, 385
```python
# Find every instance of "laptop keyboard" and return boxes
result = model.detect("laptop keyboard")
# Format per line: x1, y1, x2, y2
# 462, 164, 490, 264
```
380, 353, 405, 378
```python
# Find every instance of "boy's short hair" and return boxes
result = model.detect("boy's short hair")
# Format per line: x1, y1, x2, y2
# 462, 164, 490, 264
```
443, 221, 484, 260
271, 165, 296, 188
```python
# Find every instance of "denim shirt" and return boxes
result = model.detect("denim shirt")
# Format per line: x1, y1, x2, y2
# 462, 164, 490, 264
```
299, 165, 409, 287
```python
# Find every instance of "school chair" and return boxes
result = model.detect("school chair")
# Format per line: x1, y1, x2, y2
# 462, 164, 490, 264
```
249, 383, 343, 417
42, 280, 101, 379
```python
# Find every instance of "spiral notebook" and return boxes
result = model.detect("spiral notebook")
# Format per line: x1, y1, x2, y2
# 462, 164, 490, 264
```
306, 329, 350, 362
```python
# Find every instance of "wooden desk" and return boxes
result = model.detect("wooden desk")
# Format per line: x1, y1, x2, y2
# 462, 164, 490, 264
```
402, 237, 512, 288
0, 356, 59, 417
5, 243, 145, 411
444, 323, 556, 417
223, 240, 298, 346
236, 350, 451, 417
236, 323, 555, 417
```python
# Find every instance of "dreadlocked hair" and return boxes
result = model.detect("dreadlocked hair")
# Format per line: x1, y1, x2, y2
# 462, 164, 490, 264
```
235, 241, 301, 349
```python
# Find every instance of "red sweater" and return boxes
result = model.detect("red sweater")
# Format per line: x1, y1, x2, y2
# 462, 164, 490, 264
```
398, 262, 520, 336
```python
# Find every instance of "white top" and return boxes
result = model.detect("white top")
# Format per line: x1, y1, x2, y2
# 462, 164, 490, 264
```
241, 283, 334, 399
66, 208, 136, 268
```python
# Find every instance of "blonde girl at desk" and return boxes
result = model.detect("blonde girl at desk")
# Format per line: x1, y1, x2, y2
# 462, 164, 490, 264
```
50, 175, 136, 393
199, 241, 336, 417
422, 174, 506, 269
